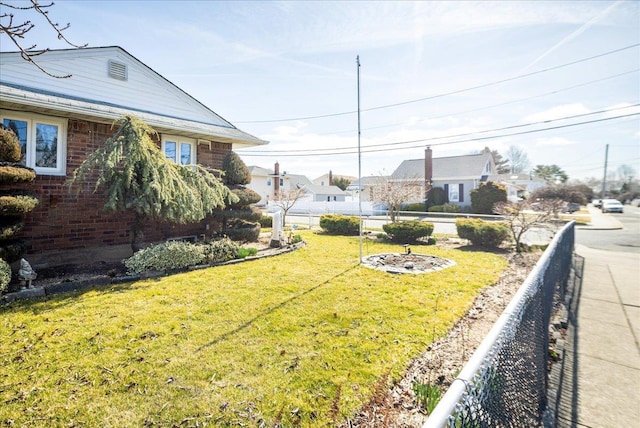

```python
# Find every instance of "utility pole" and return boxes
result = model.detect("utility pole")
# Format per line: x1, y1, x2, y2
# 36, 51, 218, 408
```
357, 55, 363, 264
601, 144, 609, 199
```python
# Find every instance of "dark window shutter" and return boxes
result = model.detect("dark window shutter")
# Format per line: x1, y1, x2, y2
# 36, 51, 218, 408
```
444, 184, 449, 202
459, 183, 464, 202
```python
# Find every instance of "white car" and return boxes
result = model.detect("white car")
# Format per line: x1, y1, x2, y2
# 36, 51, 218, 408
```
601, 200, 624, 213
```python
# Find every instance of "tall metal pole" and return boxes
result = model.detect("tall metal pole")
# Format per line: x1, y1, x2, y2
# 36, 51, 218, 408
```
601, 144, 609, 199
357, 55, 363, 264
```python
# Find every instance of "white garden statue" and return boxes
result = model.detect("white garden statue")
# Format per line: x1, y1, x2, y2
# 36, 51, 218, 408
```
270, 209, 285, 248
18, 258, 37, 289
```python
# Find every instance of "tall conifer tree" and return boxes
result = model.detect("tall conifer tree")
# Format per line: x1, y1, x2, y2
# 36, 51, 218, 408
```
69, 115, 236, 251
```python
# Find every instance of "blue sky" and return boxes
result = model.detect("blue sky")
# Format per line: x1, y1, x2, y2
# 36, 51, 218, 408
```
5, 0, 639, 182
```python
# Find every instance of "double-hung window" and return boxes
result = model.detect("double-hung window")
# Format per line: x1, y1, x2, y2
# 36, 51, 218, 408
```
162, 135, 196, 166
1, 112, 67, 175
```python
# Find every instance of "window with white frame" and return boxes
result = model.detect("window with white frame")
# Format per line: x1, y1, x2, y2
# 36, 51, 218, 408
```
162, 135, 196, 165
448, 183, 460, 202
1, 112, 67, 175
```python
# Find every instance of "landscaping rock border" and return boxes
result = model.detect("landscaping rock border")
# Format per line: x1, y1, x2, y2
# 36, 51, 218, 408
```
1, 241, 306, 304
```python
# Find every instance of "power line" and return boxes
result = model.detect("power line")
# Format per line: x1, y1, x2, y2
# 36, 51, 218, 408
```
234, 44, 640, 124
237, 112, 639, 157
238, 104, 640, 155
318, 68, 639, 136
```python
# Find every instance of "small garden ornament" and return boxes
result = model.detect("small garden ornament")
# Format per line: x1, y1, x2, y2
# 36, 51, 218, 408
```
18, 258, 37, 289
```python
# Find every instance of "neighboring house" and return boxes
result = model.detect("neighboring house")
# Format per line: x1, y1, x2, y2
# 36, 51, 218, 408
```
346, 176, 384, 202
303, 184, 346, 202
0, 46, 266, 265
247, 162, 313, 206
390, 147, 496, 207
488, 173, 546, 202
312, 171, 356, 187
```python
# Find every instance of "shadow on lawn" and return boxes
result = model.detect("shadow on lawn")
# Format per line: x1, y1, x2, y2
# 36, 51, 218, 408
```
0, 279, 140, 313
196, 265, 359, 352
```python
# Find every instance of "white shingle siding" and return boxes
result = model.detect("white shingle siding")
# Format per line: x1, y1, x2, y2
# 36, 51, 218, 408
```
1, 47, 231, 127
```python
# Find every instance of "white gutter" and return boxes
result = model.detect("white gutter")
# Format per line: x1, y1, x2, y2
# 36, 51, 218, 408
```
0, 84, 268, 149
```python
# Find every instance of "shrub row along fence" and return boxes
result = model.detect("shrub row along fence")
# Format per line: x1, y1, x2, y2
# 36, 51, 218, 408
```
424, 221, 576, 428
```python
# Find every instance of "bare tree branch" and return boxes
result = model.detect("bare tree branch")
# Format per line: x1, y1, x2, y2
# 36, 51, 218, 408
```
493, 200, 560, 253
271, 187, 307, 226
370, 173, 423, 223
0, 0, 87, 78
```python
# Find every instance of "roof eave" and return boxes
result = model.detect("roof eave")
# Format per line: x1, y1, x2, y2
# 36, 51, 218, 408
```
0, 84, 268, 149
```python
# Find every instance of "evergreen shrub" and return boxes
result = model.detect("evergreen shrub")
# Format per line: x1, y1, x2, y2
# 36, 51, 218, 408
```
442, 203, 461, 213
0, 164, 36, 184
382, 220, 434, 243
0, 194, 39, 215
0, 128, 21, 163
224, 219, 260, 242
259, 215, 273, 228
0, 217, 24, 240
204, 238, 239, 264
404, 202, 426, 212
426, 186, 446, 208
0, 259, 11, 294
124, 241, 206, 274
0, 258, 10, 294
456, 218, 509, 248
319, 214, 360, 235
0, 241, 25, 262
470, 182, 507, 214
428, 205, 444, 212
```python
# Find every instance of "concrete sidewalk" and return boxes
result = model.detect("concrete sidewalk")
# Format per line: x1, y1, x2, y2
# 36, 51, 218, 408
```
553, 244, 640, 427
576, 205, 624, 231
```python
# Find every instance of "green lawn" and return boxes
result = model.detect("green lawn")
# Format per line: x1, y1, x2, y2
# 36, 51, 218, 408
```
1, 232, 507, 427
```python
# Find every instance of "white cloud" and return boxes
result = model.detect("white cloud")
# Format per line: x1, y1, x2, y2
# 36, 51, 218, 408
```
535, 137, 576, 146
522, 104, 591, 122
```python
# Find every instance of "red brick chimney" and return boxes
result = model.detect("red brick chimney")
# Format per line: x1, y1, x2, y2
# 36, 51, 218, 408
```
274, 161, 280, 195
425, 146, 433, 184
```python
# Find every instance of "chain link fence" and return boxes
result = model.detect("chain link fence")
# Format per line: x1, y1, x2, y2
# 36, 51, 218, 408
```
424, 221, 575, 428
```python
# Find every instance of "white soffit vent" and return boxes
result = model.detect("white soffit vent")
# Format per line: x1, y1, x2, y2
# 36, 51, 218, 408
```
108, 60, 128, 81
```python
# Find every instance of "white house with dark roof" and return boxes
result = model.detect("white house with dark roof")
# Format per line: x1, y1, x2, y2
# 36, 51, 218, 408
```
303, 184, 346, 202
247, 163, 313, 206
487, 173, 547, 202
390, 147, 496, 207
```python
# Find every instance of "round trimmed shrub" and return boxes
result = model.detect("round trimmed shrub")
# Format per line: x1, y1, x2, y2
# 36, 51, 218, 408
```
229, 186, 262, 207
0, 194, 39, 215
0, 258, 11, 294
456, 218, 509, 248
319, 214, 360, 235
0, 127, 21, 163
383, 220, 434, 244
0, 217, 24, 240
223, 219, 261, 242
0, 163, 36, 184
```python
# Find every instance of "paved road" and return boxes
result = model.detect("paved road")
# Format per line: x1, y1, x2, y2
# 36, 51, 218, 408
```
287, 212, 555, 245
577, 205, 640, 252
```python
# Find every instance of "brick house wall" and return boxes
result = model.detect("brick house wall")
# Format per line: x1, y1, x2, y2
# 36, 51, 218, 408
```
15, 118, 232, 261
